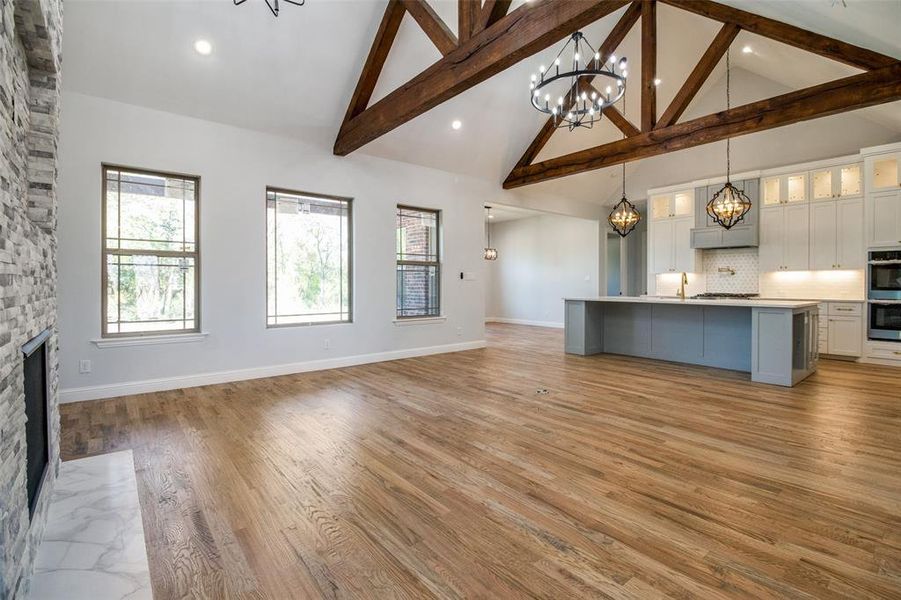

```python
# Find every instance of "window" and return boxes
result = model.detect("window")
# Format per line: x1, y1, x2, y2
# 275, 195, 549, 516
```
396, 206, 440, 318
267, 188, 352, 326
102, 165, 199, 337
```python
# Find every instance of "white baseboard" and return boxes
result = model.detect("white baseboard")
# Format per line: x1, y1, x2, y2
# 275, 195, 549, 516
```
486, 317, 564, 329
60, 340, 487, 404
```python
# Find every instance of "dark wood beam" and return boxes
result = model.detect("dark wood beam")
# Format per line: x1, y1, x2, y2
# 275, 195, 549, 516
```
458, 0, 477, 42
659, 0, 897, 71
401, 0, 457, 57
478, 0, 512, 33
640, 0, 656, 131
335, 0, 631, 156
510, 1, 642, 169
342, 1, 407, 124
503, 62, 901, 188
656, 23, 739, 129
603, 106, 641, 138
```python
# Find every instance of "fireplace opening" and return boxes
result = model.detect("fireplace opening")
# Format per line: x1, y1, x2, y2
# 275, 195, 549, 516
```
22, 329, 51, 518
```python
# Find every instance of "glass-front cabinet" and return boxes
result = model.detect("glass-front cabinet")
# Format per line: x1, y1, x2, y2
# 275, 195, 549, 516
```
650, 190, 693, 220
811, 163, 862, 201
871, 154, 901, 191
763, 173, 807, 206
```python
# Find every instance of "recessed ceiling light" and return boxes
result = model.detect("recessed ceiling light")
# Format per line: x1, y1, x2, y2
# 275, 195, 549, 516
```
742, 45, 753, 54
451, 120, 462, 130
653, 78, 662, 86
194, 39, 213, 56
488, 213, 495, 219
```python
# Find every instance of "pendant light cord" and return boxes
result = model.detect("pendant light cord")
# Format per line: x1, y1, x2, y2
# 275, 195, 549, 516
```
725, 48, 731, 182
621, 87, 626, 198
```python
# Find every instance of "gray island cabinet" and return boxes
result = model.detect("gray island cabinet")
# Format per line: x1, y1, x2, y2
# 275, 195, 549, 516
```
564, 297, 819, 387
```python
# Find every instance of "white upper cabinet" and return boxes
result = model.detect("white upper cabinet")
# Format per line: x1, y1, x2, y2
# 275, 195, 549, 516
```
870, 153, 901, 191
651, 217, 698, 274
759, 204, 809, 272
650, 190, 693, 220
810, 198, 864, 270
869, 189, 901, 248
762, 173, 807, 206
811, 163, 862, 202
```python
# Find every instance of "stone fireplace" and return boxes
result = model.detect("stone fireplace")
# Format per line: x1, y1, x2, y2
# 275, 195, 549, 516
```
0, 0, 62, 597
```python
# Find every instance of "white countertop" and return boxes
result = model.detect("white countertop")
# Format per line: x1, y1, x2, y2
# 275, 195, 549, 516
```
565, 296, 819, 309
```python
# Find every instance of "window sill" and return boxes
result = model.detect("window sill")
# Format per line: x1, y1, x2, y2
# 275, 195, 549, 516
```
91, 332, 209, 348
393, 316, 447, 326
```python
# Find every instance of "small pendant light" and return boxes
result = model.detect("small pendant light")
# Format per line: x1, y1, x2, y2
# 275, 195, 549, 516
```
484, 206, 498, 260
608, 89, 640, 237
706, 48, 752, 230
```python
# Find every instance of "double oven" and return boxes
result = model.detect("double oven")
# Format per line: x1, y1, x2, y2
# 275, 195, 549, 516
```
868, 250, 901, 341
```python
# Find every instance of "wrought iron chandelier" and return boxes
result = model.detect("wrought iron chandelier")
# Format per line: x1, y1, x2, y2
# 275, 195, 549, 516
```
529, 32, 627, 130
607, 89, 640, 237
484, 206, 498, 261
706, 49, 752, 229
233, 0, 304, 17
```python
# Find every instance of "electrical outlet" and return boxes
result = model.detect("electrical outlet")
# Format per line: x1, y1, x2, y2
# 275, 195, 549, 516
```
323, 339, 330, 350
78, 359, 92, 374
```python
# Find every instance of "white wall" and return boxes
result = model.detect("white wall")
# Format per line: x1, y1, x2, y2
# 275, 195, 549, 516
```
56, 92, 578, 402
486, 214, 599, 327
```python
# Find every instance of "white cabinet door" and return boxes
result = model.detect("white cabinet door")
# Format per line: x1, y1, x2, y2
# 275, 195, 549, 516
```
672, 218, 695, 273
837, 164, 862, 199
759, 207, 785, 272
836, 198, 864, 269
870, 190, 901, 248
871, 154, 901, 191
784, 204, 810, 271
827, 317, 863, 356
651, 221, 674, 273
809, 201, 836, 270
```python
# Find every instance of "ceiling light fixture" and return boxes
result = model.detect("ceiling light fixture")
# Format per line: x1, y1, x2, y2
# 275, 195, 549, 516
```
484, 206, 498, 261
742, 45, 753, 54
653, 78, 662, 86
233, 0, 304, 18
607, 88, 640, 237
706, 49, 752, 230
194, 39, 212, 55
529, 31, 627, 130
451, 120, 462, 130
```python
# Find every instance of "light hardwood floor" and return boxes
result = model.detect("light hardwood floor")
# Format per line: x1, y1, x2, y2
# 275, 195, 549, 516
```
61, 324, 901, 599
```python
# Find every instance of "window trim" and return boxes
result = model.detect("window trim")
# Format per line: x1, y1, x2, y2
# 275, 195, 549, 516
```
395, 204, 441, 320
100, 163, 202, 338
265, 186, 354, 329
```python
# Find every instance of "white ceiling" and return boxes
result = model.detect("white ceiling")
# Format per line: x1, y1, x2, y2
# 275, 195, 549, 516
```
62, 0, 901, 207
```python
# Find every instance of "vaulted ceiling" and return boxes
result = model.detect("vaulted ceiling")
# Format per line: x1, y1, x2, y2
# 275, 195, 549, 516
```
62, 0, 901, 208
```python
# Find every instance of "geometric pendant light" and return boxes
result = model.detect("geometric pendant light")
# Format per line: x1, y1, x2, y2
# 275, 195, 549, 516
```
607, 89, 640, 237
706, 48, 752, 230
484, 206, 498, 260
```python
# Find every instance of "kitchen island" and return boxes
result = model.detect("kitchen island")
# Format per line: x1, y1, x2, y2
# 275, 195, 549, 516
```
564, 296, 820, 387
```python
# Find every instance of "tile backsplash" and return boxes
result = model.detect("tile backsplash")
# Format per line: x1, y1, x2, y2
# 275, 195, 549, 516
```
703, 248, 759, 294
653, 247, 865, 300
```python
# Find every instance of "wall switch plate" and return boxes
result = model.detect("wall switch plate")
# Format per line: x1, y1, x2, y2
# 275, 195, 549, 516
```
461, 271, 476, 281
78, 359, 92, 374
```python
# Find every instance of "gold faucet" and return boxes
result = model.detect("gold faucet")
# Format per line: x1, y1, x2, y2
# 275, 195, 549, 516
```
678, 272, 688, 300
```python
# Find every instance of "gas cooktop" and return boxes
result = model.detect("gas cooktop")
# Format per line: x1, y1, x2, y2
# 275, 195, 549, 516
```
690, 293, 760, 299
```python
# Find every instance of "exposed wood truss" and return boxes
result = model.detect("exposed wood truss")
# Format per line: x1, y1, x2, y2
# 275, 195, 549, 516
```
335, 0, 631, 156
505, 0, 901, 189
337, 0, 900, 180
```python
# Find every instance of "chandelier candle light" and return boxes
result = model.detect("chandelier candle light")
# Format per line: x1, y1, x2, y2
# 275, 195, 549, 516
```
706, 48, 752, 229
530, 32, 627, 130
484, 206, 498, 261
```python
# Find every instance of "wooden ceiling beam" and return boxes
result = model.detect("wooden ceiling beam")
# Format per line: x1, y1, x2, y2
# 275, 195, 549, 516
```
342, 0, 407, 124
458, 0, 477, 42
510, 1, 642, 170
659, 0, 896, 71
478, 0, 513, 33
640, 0, 656, 131
656, 22, 739, 129
335, 0, 631, 156
402, 0, 458, 57
503, 62, 901, 188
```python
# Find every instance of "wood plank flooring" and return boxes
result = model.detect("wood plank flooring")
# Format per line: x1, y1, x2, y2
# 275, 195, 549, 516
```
60, 324, 901, 599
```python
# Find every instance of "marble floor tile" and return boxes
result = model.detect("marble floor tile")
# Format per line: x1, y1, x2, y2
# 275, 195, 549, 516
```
28, 450, 152, 600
